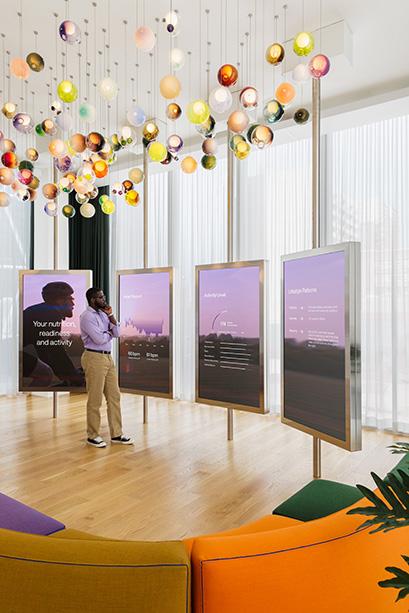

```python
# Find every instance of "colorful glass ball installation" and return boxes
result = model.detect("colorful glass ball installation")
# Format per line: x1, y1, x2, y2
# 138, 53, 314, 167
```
159, 75, 182, 99
129, 168, 144, 184
293, 31, 315, 56
294, 108, 310, 124
181, 156, 197, 174
18, 169, 33, 185
217, 64, 238, 88
239, 87, 258, 110
44, 201, 58, 216
234, 141, 251, 160
49, 139, 68, 158
252, 125, 274, 149
59, 176, 74, 193
57, 81, 78, 103
79, 102, 96, 123
209, 87, 232, 114
2, 102, 17, 119
276, 83, 296, 105
134, 26, 156, 52
54, 156, 73, 172
227, 110, 250, 134
42, 183, 59, 199
101, 200, 115, 215
42, 119, 57, 135
0, 193, 11, 207
2, 152, 18, 169
10, 58, 30, 80
265, 43, 285, 65
166, 134, 183, 154
86, 132, 105, 152
93, 160, 109, 179
196, 115, 216, 137
12, 113, 34, 134
143, 122, 159, 141
169, 48, 185, 71
26, 52, 44, 72
309, 54, 330, 78
69, 133, 86, 153
187, 100, 210, 125
80, 203, 96, 218
229, 134, 245, 151
165, 103, 182, 121
202, 138, 218, 156
148, 142, 168, 162
25, 148, 39, 162
59, 21, 81, 45
78, 164, 96, 184
62, 204, 76, 218
125, 190, 140, 206
0, 167, 14, 185
97, 77, 118, 100
127, 106, 146, 127
201, 155, 217, 170
263, 100, 284, 123
292, 63, 309, 84
1, 139, 15, 153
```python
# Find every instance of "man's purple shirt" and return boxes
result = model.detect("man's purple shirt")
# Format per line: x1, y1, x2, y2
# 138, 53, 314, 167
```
80, 306, 120, 352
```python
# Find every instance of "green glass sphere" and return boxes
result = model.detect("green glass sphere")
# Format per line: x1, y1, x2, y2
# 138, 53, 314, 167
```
293, 31, 315, 56
229, 134, 245, 151
263, 100, 284, 124
200, 154, 217, 170
62, 204, 76, 218
293, 108, 310, 124
35, 123, 46, 137
187, 100, 210, 125
57, 80, 78, 103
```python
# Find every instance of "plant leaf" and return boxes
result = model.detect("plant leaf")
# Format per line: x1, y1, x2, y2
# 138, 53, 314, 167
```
388, 443, 409, 455
379, 560, 409, 603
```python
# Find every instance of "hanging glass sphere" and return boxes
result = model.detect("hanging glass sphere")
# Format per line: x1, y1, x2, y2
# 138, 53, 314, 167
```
10, 58, 30, 80
0, 167, 15, 185
54, 156, 73, 172
11, 179, 23, 191
76, 193, 89, 205
19, 160, 34, 172
292, 63, 309, 84
161, 152, 173, 165
109, 133, 122, 152
73, 176, 90, 194
127, 106, 146, 127
166, 134, 183, 154
134, 26, 156, 52
25, 148, 39, 162
28, 175, 40, 189
227, 110, 249, 134
234, 141, 251, 160
160, 75, 182, 100
42, 183, 59, 199
66, 140, 77, 157
246, 123, 260, 143
239, 87, 259, 110
59, 21, 81, 45
0, 139, 15, 153
80, 203, 96, 218
101, 200, 115, 214
202, 138, 218, 155
111, 182, 123, 195
0, 130, 3, 142
163, 10, 181, 36
92, 160, 108, 178
251, 125, 274, 149
165, 103, 182, 121
98, 139, 114, 160
293, 31, 315, 56
69, 133, 86, 153
122, 180, 133, 193
78, 102, 96, 123
26, 52, 44, 72
129, 168, 143, 184
57, 81, 78, 103
148, 142, 167, 162
276, 82, 296, 105
99, 194, 109, 205
1, 152, 19, 169
78, 164, 96, 184
49, 139, 68, 158
229, 134, 245, 151
27, 188, 37, 201
35, 123, 46, 137
50, 100, 62, 115
86, 132, 105, 152
187, 100, 210, 125
195, 115, 216, 137
181, 156, 197, 174
44, 201, 58, 216
59, 176, 74, 193
201, 155, 217, 170
143, 122, 159, 141
62, 204, 76, 218
0, 193, 11, 207
217, 64, 238, 87
120, 126, 136, 147
17, 168, 33, 185
16, 187, 30, 201
125, 190, 140, 206
263, 100, 284, 123
2, 102, 17, 119
265, 43, 285, 65
86, 184, 99, 200
308, 54, 330, 78
42, 118, 57, 135
209, 87, 232, 114
294, 108, 310, 124
13, 113, 34, 134
97, 77, 118, 100
169, 48, 185, 71
55, 111, 73, 131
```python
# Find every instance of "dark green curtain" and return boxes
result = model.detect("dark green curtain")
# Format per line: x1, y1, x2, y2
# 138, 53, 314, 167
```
68, 185, 110, 300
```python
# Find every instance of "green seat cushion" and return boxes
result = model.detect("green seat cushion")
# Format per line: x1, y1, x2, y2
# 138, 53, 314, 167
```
384, 453, 409, 484
272, 479, 364, 522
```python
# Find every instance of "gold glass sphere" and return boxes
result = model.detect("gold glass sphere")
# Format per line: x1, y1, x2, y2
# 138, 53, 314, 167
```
26, 52, 45, 72
125, 190, 140, 206
217, 64, 238, 87
142, 122, 159, 141
2, 102, 18, 119
265, 43, 285, 65
165, 103, 182, 120
234, 141, 251, 160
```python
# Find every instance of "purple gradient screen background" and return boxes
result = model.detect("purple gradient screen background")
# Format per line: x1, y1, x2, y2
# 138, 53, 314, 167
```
199, 266, 260, 338
119, 272, 170, 336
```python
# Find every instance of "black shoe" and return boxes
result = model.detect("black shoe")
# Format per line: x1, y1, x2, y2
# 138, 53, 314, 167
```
87, 437, 107, 448
111, 435, 134, 445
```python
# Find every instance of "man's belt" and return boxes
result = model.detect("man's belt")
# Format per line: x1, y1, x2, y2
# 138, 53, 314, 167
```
85, 348, 111, 354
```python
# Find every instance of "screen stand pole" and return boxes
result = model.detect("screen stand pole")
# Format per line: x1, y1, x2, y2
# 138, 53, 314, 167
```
143, 145, 149, 423
227, 127, 234, 441
312, 76, 322, 477
53, 163, 59, 418
53, 392, 58, 418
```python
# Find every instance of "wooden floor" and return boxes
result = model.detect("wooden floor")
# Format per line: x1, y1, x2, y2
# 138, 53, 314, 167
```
0, 392, 407, 542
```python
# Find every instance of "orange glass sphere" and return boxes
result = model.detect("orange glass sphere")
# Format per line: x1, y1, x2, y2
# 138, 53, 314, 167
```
159, 75, 182, 99
10, 58, 30, 80
1, 152, 19, 169
181, 156, 197, 174
92, 160, 108, 178
69, 133, 86, 153
42, 183, 59, 199
275, 82, 296, 105
217, 64, 238, 87
0, 167, 14, 185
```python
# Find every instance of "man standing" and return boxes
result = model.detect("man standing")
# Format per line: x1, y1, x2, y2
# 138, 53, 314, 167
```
80, 287, 134, 448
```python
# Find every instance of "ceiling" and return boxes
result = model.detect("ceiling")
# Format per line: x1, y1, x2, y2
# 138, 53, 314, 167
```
1, 0, 408, 169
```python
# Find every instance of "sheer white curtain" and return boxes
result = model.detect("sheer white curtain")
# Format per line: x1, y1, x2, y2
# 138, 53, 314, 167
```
326, 115, 409, 432
0, 200, 32, 395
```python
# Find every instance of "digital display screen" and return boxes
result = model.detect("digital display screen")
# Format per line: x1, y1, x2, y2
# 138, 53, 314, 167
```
20, 271, 90, 391
118, 270, 172, 397
197, 263, 264, 412
283, 250, 347, 440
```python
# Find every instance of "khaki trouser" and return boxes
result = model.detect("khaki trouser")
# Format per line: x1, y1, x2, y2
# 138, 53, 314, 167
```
81, 350, 123, 440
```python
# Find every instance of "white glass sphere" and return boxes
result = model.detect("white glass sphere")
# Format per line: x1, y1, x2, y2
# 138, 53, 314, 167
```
202, 138, 218, 155
169, 48, 185, 71
97, 77, 118, 100
44, 201, 58, 216
56, 112, 74, 132
80, 202, 96, 218
127, 106, 146, 127
292, 63, 310, 84
209, 87, 232, 114
0, 192, 11, 207
134, 26, 156, 52
163, 11, 181, 36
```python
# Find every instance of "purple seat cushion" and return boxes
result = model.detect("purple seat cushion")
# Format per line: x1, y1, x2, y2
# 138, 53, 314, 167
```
0, 493, 65, 535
